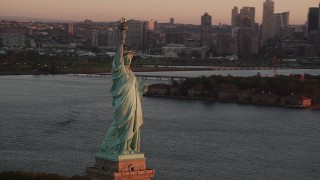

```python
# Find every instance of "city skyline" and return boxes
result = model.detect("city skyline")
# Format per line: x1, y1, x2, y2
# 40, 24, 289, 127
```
1, 0, 319, 25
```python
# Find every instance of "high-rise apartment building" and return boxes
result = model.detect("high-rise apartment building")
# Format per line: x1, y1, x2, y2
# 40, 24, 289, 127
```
273, 12, 289, 39
92, 30, 99, 47
231, 6, 239, 27
166, 32, 184, 44
231, 6, 255, 30
261, 0, 274, 45
217, 34, 237, 55
201, 12, 212, 26
91, 29, 115, 47
230, 6, 257, 56
239, 7, 255, 31
200, 12, 212, 47
67, 23, 74, 36
237, 16, 258, 57
170, 18, 174, 25
127, 20, 144, 48
144, 20, 155, 31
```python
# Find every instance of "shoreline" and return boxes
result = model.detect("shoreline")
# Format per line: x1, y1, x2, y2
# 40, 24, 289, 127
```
1, 65, 320, 76
144, 94, 320, 110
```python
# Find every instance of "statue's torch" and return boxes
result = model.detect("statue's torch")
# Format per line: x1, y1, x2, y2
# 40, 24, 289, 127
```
119, 17, 128, 30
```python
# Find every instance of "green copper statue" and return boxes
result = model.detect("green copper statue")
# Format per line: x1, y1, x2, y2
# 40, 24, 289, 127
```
97, 18, 148, 159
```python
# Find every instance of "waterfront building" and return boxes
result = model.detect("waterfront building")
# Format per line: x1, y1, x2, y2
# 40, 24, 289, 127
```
281, 95, 312, 107
252, 92, 280, 105
146, 84, 170, 96
188, 86, 203, 97
261, 0, 275, 46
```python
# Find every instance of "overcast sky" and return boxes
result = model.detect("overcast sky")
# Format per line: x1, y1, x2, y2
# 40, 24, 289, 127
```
1, 0, 319, 25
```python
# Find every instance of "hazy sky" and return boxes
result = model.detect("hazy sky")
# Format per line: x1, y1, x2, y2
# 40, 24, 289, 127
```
1, 0, 319, 25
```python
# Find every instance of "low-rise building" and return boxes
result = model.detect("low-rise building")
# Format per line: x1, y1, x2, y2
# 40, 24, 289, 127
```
217, 84, 239, 100
281, 94, 312, 107
238, 89, 256, 102
162, 43, 186, 57
170, 85, 180, 96
252, 92, 280, 105
146, 84, 170, 96
188, 86, 202, 97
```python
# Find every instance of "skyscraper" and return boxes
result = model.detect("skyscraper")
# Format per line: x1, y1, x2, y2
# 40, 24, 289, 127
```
261, 0, 274, 46
127, 20, 144, 48
273, 12, 289, 39
201, 12, 212, 26
231, 6, 258, 56
308, 7, 319, 33
239, 7, 255, 31
170, 18, 174, 25
231, 6, 239, 27
64, 23, 74, 36
307, 4, 320, 46
144, 20, 155, 31
201, 12, 212, 47
237, 16, 258, 57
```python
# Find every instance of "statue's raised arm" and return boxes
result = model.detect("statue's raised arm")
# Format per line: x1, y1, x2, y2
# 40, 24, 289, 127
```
112, 18, 128, 70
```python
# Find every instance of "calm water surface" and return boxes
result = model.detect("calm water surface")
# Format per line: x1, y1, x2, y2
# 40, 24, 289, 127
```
0, 75, 319, 180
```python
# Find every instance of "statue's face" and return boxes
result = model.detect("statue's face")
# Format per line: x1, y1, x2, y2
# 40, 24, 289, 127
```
124, 53, 133, 66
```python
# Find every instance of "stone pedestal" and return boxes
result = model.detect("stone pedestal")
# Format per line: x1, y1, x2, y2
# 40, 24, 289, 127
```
86, 154, 155, 180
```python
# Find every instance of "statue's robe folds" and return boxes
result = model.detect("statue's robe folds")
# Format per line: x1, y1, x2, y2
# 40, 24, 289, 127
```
100, 41, 145, 155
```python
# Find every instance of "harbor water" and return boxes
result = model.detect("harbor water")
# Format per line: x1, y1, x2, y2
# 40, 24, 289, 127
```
0, 74, 319, 180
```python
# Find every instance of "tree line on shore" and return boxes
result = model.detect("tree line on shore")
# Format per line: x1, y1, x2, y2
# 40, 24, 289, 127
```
148, 74, 320, 106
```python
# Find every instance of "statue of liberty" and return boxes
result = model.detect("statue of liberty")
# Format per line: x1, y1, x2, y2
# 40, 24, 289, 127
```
97, 18, 148, 159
